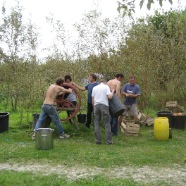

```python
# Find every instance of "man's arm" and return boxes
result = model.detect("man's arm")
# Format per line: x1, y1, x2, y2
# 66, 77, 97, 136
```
107, 89, 114, 99
72, 82, 86, 91
59, 86, 72, 94
122, 91, 140, 98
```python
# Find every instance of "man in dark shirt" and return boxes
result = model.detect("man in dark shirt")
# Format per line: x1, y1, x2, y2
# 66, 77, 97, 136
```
73, 74, 98, 128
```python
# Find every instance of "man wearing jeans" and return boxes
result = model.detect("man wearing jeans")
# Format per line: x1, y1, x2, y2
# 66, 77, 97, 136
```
32, 77, 72, 139
107, 73, 124, 136
92, 79, 114, 144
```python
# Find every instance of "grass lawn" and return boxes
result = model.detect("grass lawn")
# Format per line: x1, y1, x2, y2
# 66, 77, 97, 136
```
0, 112, 185, 186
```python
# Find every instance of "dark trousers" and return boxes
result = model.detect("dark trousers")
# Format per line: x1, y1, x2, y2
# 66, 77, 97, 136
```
86, 103, 93, 127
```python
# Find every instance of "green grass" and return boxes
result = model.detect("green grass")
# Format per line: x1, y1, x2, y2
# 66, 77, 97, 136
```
0, 125, 185, 167
0, 171, 150, 186
0, 112, 186, 185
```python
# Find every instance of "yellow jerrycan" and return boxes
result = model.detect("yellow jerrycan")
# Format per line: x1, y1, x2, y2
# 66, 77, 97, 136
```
154, 117, 169, 140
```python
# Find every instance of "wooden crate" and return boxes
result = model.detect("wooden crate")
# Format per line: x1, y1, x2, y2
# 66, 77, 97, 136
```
166, 101, 184, 113
120, 121, 140, 136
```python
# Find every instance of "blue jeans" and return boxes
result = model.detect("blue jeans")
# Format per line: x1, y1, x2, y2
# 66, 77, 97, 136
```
34, 104, 64, 134
110, 116, 118, 135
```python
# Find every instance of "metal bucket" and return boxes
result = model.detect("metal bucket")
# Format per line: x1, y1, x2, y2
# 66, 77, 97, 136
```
35, 128, 54, 150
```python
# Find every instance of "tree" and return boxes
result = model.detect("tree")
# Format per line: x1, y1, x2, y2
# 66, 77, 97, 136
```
0, 3, 39, 111
116, 9, 186, 108
118, 0, 173, 16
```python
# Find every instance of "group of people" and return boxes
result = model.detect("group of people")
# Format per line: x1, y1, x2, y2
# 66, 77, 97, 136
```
32, 73, 141, 144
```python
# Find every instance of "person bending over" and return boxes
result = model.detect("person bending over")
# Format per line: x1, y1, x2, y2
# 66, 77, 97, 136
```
32, 77, 72, 139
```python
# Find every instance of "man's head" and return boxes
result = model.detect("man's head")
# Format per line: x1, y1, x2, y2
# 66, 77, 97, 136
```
115, 73, 124, 82
129, 75, 136, 85
89, 73, 97, 83
56, 77, 64, 86
65, 75, 72, 83
99, 78, 107, 84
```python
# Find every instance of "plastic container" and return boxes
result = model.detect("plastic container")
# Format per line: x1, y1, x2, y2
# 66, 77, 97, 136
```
32, 114, 51, 129
156, 111, 173, 128
109, 94, 124, 117
77, 113, 86, 123
0, 112, 10, 133
35, 128, 54, 150
154, 117, 169, 141
172, 115, 186, 130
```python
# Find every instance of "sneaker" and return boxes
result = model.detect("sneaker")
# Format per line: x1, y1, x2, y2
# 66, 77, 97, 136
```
59, 133, 70, 139
32, 132, 35, 140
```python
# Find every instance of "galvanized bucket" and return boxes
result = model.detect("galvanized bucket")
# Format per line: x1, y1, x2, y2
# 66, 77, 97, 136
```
35, 128, 54, 150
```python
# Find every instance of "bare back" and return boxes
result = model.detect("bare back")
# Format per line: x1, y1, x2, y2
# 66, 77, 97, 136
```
43, 84, 70, 104
107, 79, 121, 98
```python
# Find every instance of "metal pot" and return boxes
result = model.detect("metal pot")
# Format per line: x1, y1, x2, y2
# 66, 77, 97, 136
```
35, 128, 54, 150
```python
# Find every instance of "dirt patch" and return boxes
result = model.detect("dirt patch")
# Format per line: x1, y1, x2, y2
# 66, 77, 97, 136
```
0, 163, 185, 185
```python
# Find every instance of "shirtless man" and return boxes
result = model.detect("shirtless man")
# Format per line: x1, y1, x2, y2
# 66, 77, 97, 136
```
32, 77, 72, 139
107, 73, 124, 136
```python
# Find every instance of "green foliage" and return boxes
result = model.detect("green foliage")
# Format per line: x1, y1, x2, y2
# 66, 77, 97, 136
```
118, 0, 173, 17
0, 3, 185, 127
117, 9, 186, 109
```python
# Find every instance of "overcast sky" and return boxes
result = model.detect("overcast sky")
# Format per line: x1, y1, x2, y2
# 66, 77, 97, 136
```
1, 0, 185, 59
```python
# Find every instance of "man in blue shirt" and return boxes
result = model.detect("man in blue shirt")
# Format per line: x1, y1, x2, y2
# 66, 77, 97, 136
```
121, 76, 141, 122
74, 74, 98, 128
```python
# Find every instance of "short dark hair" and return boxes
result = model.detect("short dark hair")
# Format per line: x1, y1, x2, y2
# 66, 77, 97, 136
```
115, 73, 124, 78
56, 77, 64, 85
64, 75, 72, 82
90, 73, 97, 81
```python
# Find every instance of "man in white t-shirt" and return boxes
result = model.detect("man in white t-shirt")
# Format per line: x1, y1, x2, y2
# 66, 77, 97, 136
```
92, 79, 114, 144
